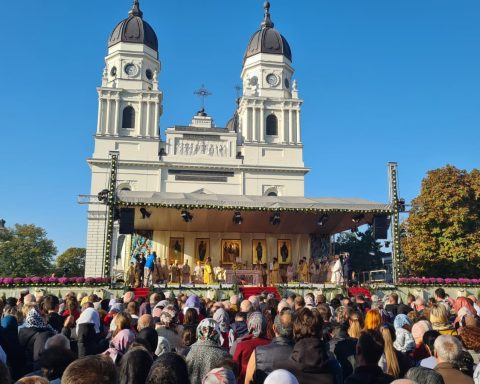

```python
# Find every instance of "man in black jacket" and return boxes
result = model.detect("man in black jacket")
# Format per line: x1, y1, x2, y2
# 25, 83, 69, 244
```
246, 309, 294, 384
345, 330, 395, 384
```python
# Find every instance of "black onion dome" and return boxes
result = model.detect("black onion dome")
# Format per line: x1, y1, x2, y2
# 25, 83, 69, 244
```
108, 0, 158, 52
244, 1, 292, 62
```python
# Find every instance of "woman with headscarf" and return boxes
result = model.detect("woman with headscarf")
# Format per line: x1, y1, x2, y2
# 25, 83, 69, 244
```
202, 367, 236, 384
18, 308, 56, 374
234, 312, 271, 384
213, 308, 234, 349
75, 307, 102, 357
186, 319, 230, 384
453, 297, 477, 330
103, 328, 135, 365
393, 314, 415, 353
411, 320, 432, 361
156, 306, 182, 351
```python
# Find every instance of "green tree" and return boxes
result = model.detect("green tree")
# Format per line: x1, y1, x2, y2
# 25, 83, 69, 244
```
334, 228, 387, 273
55, 247, 86, 276
402, 165, 480, 277
0, 224, 56, 277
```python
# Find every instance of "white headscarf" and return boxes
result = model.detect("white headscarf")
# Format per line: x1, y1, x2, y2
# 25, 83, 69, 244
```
76, 307, 101, 334
264, 370, 299, 384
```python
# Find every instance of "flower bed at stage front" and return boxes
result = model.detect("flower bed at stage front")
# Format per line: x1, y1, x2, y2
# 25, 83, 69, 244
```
398, 277, 480, 287
0, 276, 110, 287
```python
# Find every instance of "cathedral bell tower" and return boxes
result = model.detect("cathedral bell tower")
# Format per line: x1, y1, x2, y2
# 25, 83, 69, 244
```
238, 1, 303, 150
94, 0, 163, 161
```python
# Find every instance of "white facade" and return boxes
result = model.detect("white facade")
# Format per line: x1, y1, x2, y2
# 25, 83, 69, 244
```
85, 2, 309, 276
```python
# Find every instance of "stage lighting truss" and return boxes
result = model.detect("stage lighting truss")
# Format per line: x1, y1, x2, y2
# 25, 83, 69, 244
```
317, 214, 329, 226
140, 207, 152, 219
181, 210, 193, 222
232, 211, 243, 225
270, 212, 281, 226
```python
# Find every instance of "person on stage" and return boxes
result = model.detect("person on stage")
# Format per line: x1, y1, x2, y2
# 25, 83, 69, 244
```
270, 257, 280, 285
326, 256, 334, 282
144, 251, 155, 286
343, 252, 351, 285
319, 257, 328, 283
169, 260, 180, 283
127, 262, 136, 287
309, 258, 316, 283
182, 262, 191, 284
138, 253, 146, 287
330, 254, 343, 284
299, 258, 308, 283
194, 261, 203, 284
203, 257, 215, 284
287, 262, 294, 282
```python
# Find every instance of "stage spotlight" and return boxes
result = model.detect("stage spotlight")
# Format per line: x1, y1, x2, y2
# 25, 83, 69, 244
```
181, 210, 193, 222
317, 214, 328, 226
352, 214, 365, 223
232, 212, 243, 225
270, 212, 281, 226
97, 189, 109, 204
140, 207, 152, 219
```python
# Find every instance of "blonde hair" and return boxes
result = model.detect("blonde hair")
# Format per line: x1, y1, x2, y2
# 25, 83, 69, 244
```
430, 303, 449, 325
348, 311, 362, 339
364, 309, 382, 331
381, 325, 400, 378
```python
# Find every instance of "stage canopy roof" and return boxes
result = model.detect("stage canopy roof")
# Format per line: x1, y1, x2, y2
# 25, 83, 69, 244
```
116, 191, 393, 235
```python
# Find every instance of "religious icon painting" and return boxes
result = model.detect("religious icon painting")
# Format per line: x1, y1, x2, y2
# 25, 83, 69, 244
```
221, 239, 241, 265
277, 239, 292, 264
168, 237, 184, 265
252, 239, 267, 265
195, 238, 210, 264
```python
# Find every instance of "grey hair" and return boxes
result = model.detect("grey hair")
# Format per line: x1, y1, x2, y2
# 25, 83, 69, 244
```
434, 335, 463, 364
45, 334, 70, 350
405, 367, 445, 384
274, 310, 293, 338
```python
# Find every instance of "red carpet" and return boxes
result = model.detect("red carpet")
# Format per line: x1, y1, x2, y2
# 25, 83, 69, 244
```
133, 287, 150, 299
347, 286, 372, 299
240, 286, 281, 300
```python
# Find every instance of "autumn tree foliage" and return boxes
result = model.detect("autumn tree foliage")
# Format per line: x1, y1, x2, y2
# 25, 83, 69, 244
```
402, 165, 480, 277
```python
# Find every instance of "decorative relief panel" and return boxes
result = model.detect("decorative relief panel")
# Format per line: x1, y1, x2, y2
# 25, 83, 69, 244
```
174, 139, 231, 158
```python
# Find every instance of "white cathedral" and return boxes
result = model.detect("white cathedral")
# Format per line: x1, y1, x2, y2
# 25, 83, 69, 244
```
85, 1, 390, 277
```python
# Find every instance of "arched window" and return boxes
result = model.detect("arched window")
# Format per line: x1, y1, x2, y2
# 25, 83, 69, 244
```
122, 106, 135, 129
266, 114, 278, 136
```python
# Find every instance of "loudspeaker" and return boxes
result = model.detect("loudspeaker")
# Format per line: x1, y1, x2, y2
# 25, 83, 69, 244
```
119, 208, 135, 234
372, 215, 390, 239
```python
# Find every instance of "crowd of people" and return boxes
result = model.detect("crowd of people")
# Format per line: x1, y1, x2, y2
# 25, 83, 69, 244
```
0, 286, 478, 384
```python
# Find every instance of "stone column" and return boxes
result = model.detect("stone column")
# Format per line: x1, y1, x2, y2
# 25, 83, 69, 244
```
281, 108, 286, 143
105, 96, 111, 135
113, 97, 120, 136
288, 108, 293, 144
146, 100, 151, 138
296, 108, 301, 143
260, 106, 265, 142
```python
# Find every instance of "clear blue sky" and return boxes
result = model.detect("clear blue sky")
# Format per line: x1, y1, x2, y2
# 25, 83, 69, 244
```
1, 1, 479, 255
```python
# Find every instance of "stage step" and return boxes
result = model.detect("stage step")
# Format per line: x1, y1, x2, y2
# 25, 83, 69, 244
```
133, 287, 150, 299
240, 286, 281, 301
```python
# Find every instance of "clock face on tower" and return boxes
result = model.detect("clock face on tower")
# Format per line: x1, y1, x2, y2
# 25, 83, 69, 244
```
124, 64, 138, 77
266, 73, 279, 87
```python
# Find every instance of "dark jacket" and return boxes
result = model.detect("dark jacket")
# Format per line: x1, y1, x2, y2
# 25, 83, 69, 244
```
47, 312, 64, 334
345, 365, 395, 384
435, 362, 474, 384
18, 327, 55, 374
254, 336, 294, 384
61, 323, 99, 358
274, 337, 336, 384
0, 315, 22, 379
330, 333, 357, 379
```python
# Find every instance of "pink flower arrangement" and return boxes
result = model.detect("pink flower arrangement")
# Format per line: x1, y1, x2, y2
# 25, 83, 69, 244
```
0, 276, 109, 287
399, 277, 480, 286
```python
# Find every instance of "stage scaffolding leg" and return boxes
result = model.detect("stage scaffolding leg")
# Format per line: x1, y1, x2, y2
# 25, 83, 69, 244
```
103, 151, 119, 279
388, 162, 401, 285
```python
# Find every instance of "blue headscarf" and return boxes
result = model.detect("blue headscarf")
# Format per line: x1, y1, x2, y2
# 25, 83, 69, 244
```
394, 314, 411, 329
